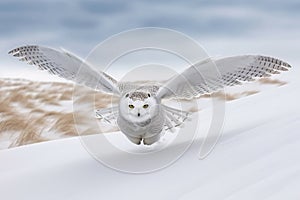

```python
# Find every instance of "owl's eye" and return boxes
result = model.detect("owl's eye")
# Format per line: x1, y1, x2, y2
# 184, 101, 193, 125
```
128, 104, 134, 109
143, 104, 149, 109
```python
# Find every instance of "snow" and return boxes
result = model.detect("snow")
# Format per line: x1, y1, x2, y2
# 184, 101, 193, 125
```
0, 65, 299, 199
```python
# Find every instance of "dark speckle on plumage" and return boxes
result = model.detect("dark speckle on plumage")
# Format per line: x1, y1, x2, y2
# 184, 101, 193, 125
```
129, 91, 149, 101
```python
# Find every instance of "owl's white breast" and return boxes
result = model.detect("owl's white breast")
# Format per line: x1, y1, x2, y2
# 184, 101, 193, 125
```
117, 104, 165, 138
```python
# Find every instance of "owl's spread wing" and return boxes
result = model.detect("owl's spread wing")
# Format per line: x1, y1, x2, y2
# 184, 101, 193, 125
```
95, 106, 119, 125
9, 45, 120, 95
156, 55, 291, 100
163, 105, 190, 131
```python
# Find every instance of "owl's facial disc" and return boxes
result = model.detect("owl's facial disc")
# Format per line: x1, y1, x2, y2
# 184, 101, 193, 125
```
120, 91, 158, 122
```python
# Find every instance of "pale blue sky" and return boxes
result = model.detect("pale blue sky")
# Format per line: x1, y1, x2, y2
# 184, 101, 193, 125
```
1, 0, 299, 80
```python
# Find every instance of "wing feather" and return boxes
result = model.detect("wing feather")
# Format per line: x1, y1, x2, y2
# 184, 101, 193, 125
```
156, 55, 291, 99
9, 45, 120, 95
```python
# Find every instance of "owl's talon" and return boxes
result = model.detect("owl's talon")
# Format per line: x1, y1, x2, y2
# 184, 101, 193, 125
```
126, 135, 142, 145
143, 134, 161, 145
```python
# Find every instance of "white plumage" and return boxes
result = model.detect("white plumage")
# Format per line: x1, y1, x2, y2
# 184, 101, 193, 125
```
9, 45, 291, 145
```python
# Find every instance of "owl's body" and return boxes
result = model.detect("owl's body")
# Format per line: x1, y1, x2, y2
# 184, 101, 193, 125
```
96, 88, 189, 145
9, 45, 291, 145
117, 96, 165, 145
117, 90, 175, 145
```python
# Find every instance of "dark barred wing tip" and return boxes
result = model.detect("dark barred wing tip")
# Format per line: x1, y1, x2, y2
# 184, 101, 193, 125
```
8, 45, 39, 55
8, 48, 19, 55
258, 55, 292, 69
284, 61, 292, 69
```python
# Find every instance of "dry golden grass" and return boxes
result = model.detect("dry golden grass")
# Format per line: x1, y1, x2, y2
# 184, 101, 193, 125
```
73, 87, 119, 109
95, 93, 119, 108
40, 96, 61, 106
197, 90, 260, 101
242, 90, 260, 96
0, 99, 13, 113
24, 100, 38, 109
187, 106, 200, 113
198, 92, 232, 100
0, 78, 115, 148
0, 116, 28, 132
258, 78, 287, 86
30, 108, 47, 114
211, 90, 260, 101
51, 113, 77, 136
6, 91, 26, 102
0, 114, 48, 148
42, 111, 61, 117
51, 82, 73, 88
59, 90, 73, 100
0, 77, 288, 149
0, 79, 75, 148
9, 128, 47, 148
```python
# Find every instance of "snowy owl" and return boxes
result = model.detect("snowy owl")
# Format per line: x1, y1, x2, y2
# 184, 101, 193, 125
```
9, 45, 291, 145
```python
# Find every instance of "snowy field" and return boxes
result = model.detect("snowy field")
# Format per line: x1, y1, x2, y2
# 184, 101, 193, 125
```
0, 0, 299, 198
0, 60, 299, 200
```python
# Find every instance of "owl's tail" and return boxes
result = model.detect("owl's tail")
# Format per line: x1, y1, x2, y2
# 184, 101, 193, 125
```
163, 105, 190, 131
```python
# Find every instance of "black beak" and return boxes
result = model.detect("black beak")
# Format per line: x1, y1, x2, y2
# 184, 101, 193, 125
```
137, 113, 140, 117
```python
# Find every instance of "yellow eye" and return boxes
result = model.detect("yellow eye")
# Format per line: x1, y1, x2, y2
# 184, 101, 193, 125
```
128, 104, 134, 109
143, 104, 149, 109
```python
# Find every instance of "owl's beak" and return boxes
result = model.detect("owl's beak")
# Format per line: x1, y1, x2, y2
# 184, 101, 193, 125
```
137, 113, 141, 117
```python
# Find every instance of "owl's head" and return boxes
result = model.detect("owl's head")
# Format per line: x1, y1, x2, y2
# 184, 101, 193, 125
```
119, 91, 159, 122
